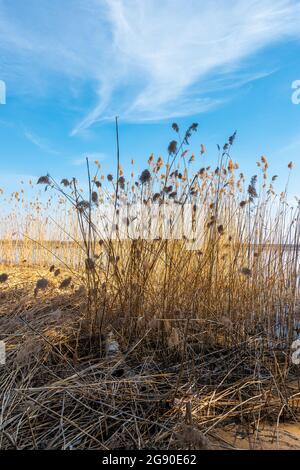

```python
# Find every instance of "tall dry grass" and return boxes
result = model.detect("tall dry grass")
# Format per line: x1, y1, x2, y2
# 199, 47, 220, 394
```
0, 121, 299, 449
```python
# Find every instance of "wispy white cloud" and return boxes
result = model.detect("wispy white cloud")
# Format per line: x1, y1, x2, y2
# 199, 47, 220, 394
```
1, 0, 300, 133
278, 136, 300, 155
0, 172, 37, 187
72, 0, 300, 132
23, 129, 60, 155
72, 152, 106, 166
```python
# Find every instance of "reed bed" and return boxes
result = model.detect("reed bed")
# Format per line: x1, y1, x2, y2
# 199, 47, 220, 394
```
0, 122, 299, 449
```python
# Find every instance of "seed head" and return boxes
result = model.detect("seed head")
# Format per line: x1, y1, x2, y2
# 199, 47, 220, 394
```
118, 176, 125, 189
59, 277, 72, 289
168, 140, 178, 155
0, 273, 8, 283
37, 176, 50, 185
76, 200, 90, 211
139, 169, 151, 184
36, 278, 49, 290
241, 267, 252, 277
91, 191, 98, 204
229, 131, 237, 145
85, 258, 95, 271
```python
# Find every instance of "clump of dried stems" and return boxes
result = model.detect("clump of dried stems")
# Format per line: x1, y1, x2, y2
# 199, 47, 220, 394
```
0, 121, 299, 449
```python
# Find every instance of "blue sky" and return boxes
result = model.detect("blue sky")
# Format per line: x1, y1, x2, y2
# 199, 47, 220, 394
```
0, 0, 300, 197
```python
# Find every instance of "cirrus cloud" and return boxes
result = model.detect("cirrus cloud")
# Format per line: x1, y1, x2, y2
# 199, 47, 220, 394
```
0, 0, 300, 135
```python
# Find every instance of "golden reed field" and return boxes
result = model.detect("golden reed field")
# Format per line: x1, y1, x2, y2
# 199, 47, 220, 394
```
0, 123, 300, 450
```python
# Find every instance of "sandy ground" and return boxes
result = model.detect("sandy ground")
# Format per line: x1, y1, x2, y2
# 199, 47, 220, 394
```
212, 422, 300, 450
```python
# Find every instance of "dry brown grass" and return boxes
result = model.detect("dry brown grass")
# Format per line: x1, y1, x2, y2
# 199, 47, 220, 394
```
1, 266, 300, 450
0, 123, 299, 449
